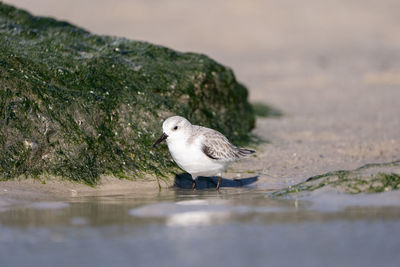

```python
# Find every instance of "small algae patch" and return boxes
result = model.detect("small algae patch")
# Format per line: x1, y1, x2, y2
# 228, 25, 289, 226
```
367, 173, 400, 193
251, 102, 282, 118
273, 161, 400, 196
0, 4, 255, 184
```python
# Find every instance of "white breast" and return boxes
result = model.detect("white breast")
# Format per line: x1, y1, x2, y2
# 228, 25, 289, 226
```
167, 138, 227, 178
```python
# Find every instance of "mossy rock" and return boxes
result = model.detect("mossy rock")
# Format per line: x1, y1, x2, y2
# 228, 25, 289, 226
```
273, 161, 400, 196
0, 3, 255, 184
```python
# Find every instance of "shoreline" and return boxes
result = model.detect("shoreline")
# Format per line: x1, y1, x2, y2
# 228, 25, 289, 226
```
0, 175, 168, 202
2, 157, 400, 203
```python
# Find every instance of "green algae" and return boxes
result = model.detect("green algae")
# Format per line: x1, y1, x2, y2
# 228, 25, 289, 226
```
273, 160, 400, 196
0, 3, 255, 184
251, 102, 282, 118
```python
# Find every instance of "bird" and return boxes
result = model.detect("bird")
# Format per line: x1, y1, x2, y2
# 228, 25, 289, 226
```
153, 116, 255, 191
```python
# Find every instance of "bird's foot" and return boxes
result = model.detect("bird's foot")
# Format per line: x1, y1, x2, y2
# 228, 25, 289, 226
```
192, 180, 197, 191
216, 177, 222, 192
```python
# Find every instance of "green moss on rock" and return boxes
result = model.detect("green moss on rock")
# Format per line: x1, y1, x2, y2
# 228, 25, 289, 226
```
273, 161, 400, 196
0, 3, 255, 184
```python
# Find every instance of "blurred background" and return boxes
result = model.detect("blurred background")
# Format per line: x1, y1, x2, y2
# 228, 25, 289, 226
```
7, 0, 400, 101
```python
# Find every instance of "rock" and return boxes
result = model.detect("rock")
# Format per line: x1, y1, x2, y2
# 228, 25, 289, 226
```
0, 3, 255, 184
273, 161, 400, 196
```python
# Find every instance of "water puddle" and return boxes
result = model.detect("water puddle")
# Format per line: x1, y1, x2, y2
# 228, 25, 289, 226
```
1, 187, 400, 267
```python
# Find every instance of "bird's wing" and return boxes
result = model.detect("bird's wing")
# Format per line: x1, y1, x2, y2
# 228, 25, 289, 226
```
200, 129, 238, 161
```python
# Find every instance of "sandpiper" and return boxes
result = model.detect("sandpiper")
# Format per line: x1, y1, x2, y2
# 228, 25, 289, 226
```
153, 116, 255, 191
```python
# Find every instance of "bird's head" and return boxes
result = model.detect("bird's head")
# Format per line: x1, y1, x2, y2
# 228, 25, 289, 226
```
153, 116, 192, 147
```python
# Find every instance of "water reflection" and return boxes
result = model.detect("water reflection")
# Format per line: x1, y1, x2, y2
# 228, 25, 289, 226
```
1, 187, 400, 229
28, 202, 70, 210
174, 173, 258, 189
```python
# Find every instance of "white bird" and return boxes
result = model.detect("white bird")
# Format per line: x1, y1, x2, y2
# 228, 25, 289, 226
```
153, 116, 255, 191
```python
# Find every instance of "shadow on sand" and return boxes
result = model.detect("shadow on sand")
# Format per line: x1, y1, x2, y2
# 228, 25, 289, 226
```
174, 173, 258, 190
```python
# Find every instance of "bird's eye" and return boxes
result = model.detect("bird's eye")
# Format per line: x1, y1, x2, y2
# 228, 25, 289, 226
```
173, 126, 178, 130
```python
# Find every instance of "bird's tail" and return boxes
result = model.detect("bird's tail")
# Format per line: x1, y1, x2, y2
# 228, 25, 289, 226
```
237, 147, 256, 157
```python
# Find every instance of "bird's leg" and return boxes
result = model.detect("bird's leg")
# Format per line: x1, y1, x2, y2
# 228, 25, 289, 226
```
192, 177, 197, 191
216, 176, 222, 192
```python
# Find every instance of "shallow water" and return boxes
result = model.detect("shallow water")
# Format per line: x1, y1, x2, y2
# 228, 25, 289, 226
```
1, 187, 400, 267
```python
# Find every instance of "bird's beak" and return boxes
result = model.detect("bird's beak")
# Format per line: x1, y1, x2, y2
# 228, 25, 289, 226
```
153, 132, 168, 148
